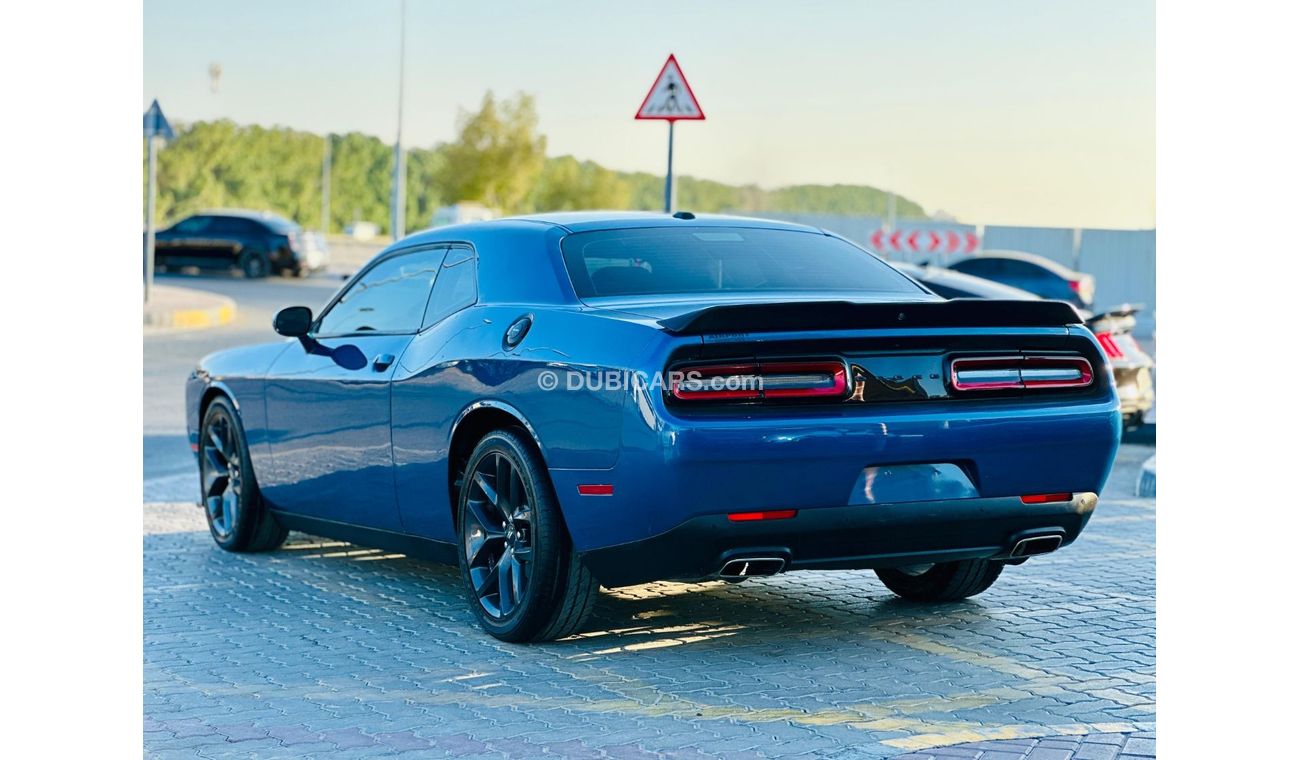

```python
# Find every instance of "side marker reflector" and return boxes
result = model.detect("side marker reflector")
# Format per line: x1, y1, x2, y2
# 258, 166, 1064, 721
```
727, 509, 798, 522
1020, 493, 1072, 504
577, 484, 614, 496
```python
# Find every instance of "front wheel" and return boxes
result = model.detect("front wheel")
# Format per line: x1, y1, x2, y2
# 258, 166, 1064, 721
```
457, 429, 599, 642
199, 396, 288, 552
875, 559, 1004, 602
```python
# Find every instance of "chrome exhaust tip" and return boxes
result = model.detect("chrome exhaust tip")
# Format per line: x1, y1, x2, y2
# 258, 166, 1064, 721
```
1010, 535, 1063, 558
719, 557, 786, 579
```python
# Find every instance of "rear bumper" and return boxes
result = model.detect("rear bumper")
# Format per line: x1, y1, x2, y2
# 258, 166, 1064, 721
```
580, 492, 1097, 587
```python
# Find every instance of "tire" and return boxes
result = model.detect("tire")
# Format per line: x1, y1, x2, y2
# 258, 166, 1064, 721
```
199, 396, 288, 552
457, 429, 599, 642
238, 251, 271, 279
875, 559, 1004, 602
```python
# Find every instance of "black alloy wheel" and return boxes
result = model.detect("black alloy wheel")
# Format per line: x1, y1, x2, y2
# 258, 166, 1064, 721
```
463, 449, 535, 618
239, 251, 270, 279
457, 429, 599, 642
198, 396, 288, 552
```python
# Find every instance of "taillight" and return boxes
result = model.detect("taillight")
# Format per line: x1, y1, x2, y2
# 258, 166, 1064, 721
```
1068, 280, 1081, 294
670, 360, 847, 402
1095, 332, 1125, 360
950, 355, 1093, 392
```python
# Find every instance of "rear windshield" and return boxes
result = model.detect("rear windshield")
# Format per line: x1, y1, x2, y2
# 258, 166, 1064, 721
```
561, 227, 923, 299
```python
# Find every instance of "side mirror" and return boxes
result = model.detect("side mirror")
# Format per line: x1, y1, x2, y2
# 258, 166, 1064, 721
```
273, 306, 313, 337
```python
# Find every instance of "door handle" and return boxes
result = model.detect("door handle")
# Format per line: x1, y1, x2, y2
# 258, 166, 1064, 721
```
372, 353, 395, 372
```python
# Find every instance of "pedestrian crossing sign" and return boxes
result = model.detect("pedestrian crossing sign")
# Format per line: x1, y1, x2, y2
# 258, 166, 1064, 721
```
635, 54, 705, 121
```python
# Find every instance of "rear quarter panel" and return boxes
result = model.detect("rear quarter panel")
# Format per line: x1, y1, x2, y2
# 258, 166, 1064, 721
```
390, 303, 670, 541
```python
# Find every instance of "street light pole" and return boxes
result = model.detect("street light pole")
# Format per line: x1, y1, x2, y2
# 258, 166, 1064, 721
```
390, 0, 407, 240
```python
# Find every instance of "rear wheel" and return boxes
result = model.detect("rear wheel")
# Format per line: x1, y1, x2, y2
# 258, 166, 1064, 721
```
875, 559, 1003, 602
238, 250, 270, 279
457, 429, 598, 642
199, 396, 288, 552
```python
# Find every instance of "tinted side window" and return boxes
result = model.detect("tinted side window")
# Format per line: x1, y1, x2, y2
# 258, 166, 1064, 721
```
423, 249, 478, 328
317, 248, 446, 335
952, 258, 1000, 276
173, 216, 212, 234
1001, 260, 1049, 280
212, 218, 261, 236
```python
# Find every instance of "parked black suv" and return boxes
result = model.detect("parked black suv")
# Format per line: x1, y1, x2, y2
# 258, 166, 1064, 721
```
151, 210, 327, 278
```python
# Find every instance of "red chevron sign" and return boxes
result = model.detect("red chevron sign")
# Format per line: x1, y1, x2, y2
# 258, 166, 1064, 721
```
869, 228, 980, 255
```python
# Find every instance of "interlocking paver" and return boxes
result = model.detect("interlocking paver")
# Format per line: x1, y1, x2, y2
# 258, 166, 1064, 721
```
144, 446, 1155, 759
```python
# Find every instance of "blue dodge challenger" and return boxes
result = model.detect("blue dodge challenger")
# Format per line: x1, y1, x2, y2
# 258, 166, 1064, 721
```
187, 212, 1120, 641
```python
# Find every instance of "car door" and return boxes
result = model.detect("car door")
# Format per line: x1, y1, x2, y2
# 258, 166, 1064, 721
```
261, 246, 448, 530
155, 215, 212, 266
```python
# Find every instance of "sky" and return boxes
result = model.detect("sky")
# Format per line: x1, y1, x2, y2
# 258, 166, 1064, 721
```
144, 1, 1155, 229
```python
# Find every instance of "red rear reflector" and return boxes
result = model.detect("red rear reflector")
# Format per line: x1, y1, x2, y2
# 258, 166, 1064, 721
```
1095, 332, 1124, 360
1020, 493, 1072, 504
670, 360, 847, 401
577, 484, 614, 496
727, 509, 798, 522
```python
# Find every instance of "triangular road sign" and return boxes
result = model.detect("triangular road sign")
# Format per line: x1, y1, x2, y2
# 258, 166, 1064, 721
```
143, 99, 175, 141
635, 55, 705, 121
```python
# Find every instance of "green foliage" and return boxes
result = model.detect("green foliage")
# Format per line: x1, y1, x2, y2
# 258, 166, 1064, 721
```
146, 94, 929, 234
438, 92, 546, 214
529, 156, 630, 211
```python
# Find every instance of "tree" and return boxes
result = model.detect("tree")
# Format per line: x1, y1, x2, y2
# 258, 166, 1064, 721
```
529, 156, 630, 212
438, 92, 546, 214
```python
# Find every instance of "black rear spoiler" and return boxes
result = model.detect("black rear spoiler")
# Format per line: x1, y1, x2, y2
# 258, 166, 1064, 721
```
658, 299, 1084, 336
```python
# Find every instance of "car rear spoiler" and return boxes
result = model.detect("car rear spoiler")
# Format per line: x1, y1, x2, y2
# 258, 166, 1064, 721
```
658, 299, 1085, 335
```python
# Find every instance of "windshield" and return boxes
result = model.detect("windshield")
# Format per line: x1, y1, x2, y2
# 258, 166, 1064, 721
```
561, 227, 924, 299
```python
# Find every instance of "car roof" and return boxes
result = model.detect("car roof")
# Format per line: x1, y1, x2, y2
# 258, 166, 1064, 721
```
195, 209, 298, 227
956, 249, 1080, 277
893, 262, 1040, 300
499, 211, 825, 234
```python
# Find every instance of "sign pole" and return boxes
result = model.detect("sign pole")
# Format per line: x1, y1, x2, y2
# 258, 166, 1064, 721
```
664, 120, 675, 213
635, 54, 704, 215
142, 99, 174, 304
145, 135, 158, 303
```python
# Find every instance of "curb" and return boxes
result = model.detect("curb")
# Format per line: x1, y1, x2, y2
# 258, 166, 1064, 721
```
1136, 454, 1156, 498
143, 287, 237, 331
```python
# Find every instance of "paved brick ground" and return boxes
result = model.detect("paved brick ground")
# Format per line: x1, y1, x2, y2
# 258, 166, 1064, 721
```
144, 446, 1154, 758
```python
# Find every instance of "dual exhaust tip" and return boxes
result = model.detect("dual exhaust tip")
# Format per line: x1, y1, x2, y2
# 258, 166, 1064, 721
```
719, 557, 786, 579
1009, 534, 1063, 558
718, 536, 1062, 580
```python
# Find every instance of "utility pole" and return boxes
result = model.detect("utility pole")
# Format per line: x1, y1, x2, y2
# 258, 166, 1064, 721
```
390, 0, 407, 240
321, 134, 332, 235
